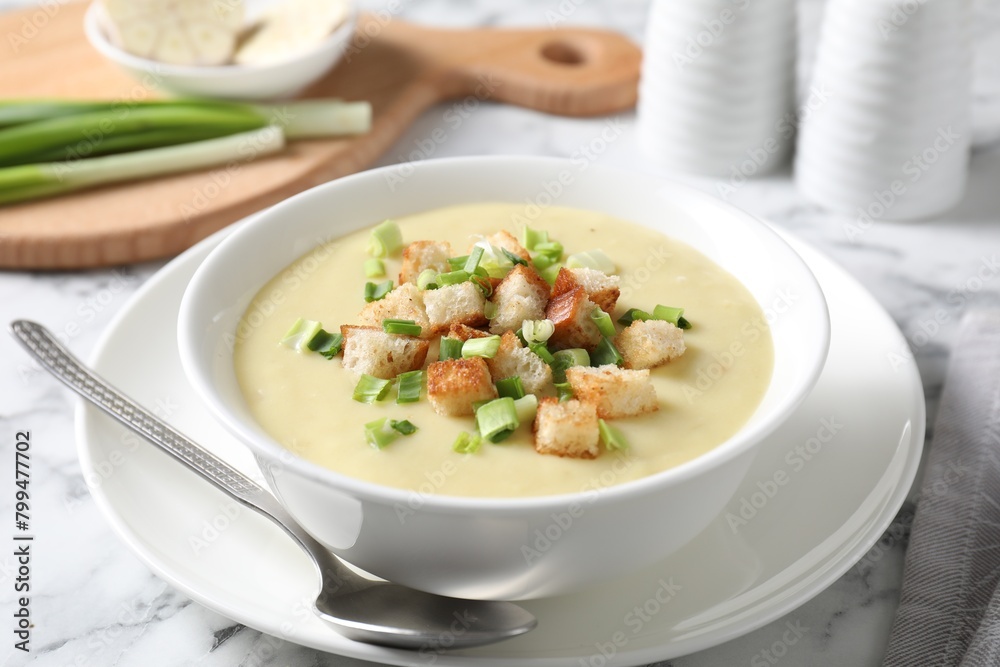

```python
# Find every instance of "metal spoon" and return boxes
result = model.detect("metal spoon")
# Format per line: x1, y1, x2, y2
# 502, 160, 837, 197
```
10, 320, 537, 650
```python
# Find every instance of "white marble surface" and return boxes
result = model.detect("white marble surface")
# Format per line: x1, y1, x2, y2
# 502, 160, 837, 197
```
2, 1, 1000, 665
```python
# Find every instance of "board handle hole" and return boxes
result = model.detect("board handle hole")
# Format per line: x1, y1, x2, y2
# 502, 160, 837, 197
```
540, 41, 585, 66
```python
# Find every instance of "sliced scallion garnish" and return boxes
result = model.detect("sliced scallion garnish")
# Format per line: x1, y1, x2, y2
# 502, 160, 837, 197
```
500, 247, 528, 267
389, 419, 418, 436
476, 397, 519, 443
364, 280, 393, 303
617, 308, 651, 326
417, 268, 439, 290
520, 225, 548, 250
566, 249, 616, 274
437, 269, 470, 286
521, 319, 555, 344
528, 342, 555, 364
533, 241, 563, 261
540, 262, 563, 285
652, 305, 692, 330
364, 418, 398, 449
591, 337, 624, 367
280, 318, 322, 351
599, 419, 629, 451
495, 376, 525, 399
531, 251, 558, 271
452, 431, 483, 454
364, 258, 385, 278
367, 220, 403, 258
396, 370, 424, 404
484, 300, 498, 320
513, 394, 538, 423
463, 246, 485, 274
307, 330, 344, 359
555, 382, 574, 402
591, 308, 616, 338
462, 335, 501, 359
382, 318, 422, 336
353, 374, 392, 404
438, 337, 464, 361
551, 348, 589, 382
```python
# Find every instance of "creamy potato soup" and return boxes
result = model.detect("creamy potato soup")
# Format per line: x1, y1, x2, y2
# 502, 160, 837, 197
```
234, 203, 773, 498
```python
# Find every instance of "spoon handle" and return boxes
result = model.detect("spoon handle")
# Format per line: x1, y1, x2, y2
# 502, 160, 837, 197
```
8, 319, 345, 577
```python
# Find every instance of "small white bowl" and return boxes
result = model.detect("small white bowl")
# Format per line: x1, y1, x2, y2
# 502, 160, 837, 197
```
177, 156, 830, 600
83, 1, 356, 101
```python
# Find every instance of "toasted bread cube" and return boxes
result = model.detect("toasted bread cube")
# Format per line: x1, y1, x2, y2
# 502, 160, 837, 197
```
553, 267, 621, 313
472, 230, 531, 263
545, 286, 602, 352
426, 357, 497, 416
357, 282, 430, 336
489, 264, 550, 334
340, 325, 430, 379
487, 331, 554, 397
398, 240, 453, 285
447, 323, 490, 341
565, 365, 658, 418
533, 398, 600, 459
423, 282, 488, 334
615, 320, 686, 369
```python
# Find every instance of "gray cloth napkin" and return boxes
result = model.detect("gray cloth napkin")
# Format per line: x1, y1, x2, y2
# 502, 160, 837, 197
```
883, 310, 1000, 667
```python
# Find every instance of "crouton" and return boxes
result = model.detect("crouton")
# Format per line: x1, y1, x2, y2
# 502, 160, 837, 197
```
340, 325, 430, 379
553, 267, 621, 313
616, 320, 686, 369
486, 331, 554, 397
565, 365, 658, 418
357, 282, 430, 336
398, 240, 453, 285
426, 357, 497, 416
489, 264, 550, 334
423, 282, 488, 334
471, 230, 531, 262
447, 323, 490, 341
545, 287, 602, 351
533, 398, 600, 459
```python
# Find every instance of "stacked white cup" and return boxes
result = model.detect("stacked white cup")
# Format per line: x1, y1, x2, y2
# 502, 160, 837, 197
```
795, 0, 972, 220
637, 0, 797, 178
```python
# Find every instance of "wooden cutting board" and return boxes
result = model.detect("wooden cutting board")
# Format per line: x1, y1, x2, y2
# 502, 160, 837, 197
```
0, 3, 640, 270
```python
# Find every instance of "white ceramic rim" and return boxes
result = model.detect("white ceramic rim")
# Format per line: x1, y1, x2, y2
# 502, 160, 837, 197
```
82, 1, 357, 77
178, 156, 831, 514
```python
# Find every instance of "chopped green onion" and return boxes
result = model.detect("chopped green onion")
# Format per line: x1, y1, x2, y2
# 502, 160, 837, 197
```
484, 300, 498, 320
463, 246, 485, 274
437, 269, 470, 286
599, 419, 629, 451
566, 250, 616, 274
472, 274, 494, 298
364, 258, 385, 278
307, 330, 344, 359
652, 305, 692, 330
280, 318, 322, 351
389, 419, 418, 436
591, 337, 624, 367
382, 319, 422, 336
533, 241, 564, 261
396, 370, 424, 404
555, 382, 574, 402
531, 251, 558, 271
501, 247, 529, 266
514, 328, 528, 347
520, 225, 548, 250
476, 397, 520, 443
529, 342, 555, 364
415, 269, 438, 290
471, 399, 492, 413
540, 263, 563, 285
591, 308, 616, 338
462, 335, 501, 359
551, 348, 589, 382
353, 374, 393, 404
617, 308, 651, 325
438, 337, 464, 361
495, 376, 525, 399
364, 418, 398, 449
367, 220, 403, 258
452, 431, 483, 454
364, 280, 393, 303
521, 319, 555, 344
513, 394, 538, 423
448, 255, 469, 270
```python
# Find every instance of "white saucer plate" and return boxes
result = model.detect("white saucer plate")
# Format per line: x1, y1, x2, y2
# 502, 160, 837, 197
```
76, 223, 924, 666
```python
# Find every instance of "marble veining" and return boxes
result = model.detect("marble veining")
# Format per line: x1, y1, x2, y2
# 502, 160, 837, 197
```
2, 0, 1000, 665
